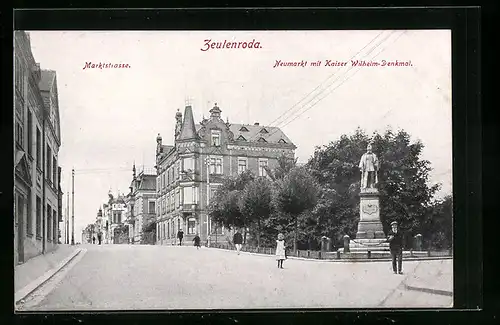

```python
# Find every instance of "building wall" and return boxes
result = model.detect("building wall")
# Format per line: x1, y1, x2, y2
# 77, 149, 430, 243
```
14, 31, 62, 265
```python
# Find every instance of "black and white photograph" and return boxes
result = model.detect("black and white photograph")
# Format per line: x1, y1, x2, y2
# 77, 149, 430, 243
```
14, 28, 453, 310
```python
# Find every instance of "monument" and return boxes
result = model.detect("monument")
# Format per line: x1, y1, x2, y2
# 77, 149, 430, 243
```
349, 143, 390, 252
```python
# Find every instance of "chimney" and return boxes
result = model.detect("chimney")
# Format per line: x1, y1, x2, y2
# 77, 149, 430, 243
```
254, 122, 260, 126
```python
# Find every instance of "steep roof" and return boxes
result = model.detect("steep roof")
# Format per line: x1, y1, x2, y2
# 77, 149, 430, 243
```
194, 123, 294, 146
177, 105, 198, 141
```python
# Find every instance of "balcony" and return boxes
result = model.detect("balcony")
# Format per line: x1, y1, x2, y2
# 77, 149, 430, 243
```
181, 204, 199, 213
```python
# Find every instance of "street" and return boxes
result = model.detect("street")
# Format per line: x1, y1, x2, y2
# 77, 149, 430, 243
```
21, 244, 453, 310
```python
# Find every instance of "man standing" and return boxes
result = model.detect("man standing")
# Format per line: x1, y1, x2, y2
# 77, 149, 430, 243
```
177, 229, 184, 246
233, 229, 243, 255
387, 221, 403, 274
97, 232, 102, 245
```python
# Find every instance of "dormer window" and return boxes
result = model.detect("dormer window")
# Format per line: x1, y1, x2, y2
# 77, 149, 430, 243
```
258, 137, 267, 143
239, 126, 249, 132
260, 128, 269, 134
211, 129, 221, 147
278, 139, 287, 144
236, 135, 247, 141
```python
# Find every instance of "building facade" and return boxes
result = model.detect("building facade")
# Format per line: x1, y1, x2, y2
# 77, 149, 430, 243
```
125, 165, 157, 244
103, 192, 128, 244
14, 31, 62, 265
154, 103, 296, 246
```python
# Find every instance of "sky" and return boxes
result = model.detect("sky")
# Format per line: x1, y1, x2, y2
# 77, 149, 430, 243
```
27, 30, 452, 240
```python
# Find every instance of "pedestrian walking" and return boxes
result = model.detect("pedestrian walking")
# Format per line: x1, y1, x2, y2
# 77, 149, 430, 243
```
275, 233, 286, 269
233, 229, 243, 255
387, 221, 404, 274
193, 233, 201, 249
177, 229, 184, 246
97, 233, 102, 245
92, 236, 96, 244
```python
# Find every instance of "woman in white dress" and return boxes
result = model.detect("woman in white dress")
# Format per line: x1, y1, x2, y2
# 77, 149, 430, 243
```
275, 233, 286, 269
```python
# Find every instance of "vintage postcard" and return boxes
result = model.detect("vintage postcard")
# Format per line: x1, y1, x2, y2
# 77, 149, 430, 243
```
14, 29, 452, 310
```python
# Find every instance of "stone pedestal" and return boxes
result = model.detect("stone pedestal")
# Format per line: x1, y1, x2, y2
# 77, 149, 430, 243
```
349, 188, 389, 251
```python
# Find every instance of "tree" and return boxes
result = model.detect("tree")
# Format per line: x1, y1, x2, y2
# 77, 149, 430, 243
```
422, 195, 452, 249
208, 170, 256, 232
272, 167, 320, 251
265, 153, 297, 181
306, 128, 441, 248
239, 177, 273, 247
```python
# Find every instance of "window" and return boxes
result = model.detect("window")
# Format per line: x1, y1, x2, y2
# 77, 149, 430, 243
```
118, 212, 122, 223
211, 130, 221, 146
47, 205, 52, 241
238, 158, 247, 173
26, 195, 32, 235
15, 56, 25, 102
162, 173, 165, 189
209, 157, 223, 174
183, 157, 193, 171
239, 126, 249, 132
36, 128, 41, 169
259, 159, 268, 177
175, 189, 180, 208
258, 137, 267, 143
157, 178, 160, 193
46, 145, 52, 182
187, 218, 196, 235
183, 187, 193, 204
163, 223, 166, 239
53, 209, 57, 242
176, 161, 181, 179
236, 135, 246, 141
36, 196, 41, 237
210, 186, 219, 201
15, 122, 23, 148
149, 201, 155, 214
53, 156, 57, 186
27, 110, 33, 156
162, 198, 166, 214
278, 139, 287, 144
260, 128, 269, 134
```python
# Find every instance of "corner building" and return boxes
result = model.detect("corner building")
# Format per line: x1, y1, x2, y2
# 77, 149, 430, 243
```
155, 103, 296, 245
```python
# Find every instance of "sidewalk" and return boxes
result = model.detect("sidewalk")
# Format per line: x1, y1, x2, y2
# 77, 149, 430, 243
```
403, 259, 453, 295
15, 244, 78, 292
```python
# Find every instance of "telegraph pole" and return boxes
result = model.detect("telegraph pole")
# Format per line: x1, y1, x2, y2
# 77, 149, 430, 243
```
205, 157, 210, 243
66, 191, 69, 244
71, 168, 75, 245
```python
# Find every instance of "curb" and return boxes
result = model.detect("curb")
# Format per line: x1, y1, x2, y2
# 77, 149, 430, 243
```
15, 248, 82, 305
208, 247, 453, 263
403, 284, 453, 297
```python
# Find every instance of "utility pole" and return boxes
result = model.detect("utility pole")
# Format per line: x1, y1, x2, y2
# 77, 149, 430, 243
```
71, 168, 75, 245
205, 157, 210, 245
66, 191, 69, 244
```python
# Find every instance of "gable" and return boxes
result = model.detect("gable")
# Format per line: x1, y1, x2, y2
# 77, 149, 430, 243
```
257, 137, 267, 143
260, 128, 269, 134
209, 146, 224, 156
239, 126, 249, 132
15, 151, 32, 187
236, 135, 247, 141
278, 139, 287, 144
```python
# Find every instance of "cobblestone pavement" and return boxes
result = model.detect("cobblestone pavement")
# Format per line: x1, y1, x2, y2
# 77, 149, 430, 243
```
24, 244, 453, 310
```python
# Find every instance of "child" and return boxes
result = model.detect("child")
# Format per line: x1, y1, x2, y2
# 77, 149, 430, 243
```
275, 233, 286, 269
192, 233, 201, 249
